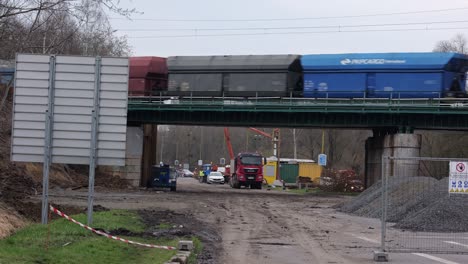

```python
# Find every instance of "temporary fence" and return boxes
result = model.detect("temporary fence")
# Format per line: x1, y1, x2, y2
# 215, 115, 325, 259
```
380, 156, 468, 255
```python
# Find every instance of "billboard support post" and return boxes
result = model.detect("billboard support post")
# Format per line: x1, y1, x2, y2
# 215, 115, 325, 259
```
41, 56, 56, 224
87, 57, 101, 225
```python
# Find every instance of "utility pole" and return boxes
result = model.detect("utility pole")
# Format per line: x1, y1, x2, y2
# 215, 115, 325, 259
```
253, 135, 261, 152
42, 34, 47, 54
187, 129, 192, 166
199, 126, 203, 160
160, 132, 164, 163
321, 129, 325, 153
245, 129, 249, 151
272, 129, 281, 181
293, 129, 297, 159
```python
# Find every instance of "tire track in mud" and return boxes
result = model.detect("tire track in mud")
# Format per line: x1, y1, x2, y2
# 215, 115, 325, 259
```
219, 195, 323, 264
220, 196, 263, 263
219, 196, 289, 264
266, 196, 370, 264
263, 197, 327, 264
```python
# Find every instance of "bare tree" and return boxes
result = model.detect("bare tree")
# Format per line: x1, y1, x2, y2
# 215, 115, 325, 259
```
76, 0, 131, 56
0, 0, 136, 20
0, 0, 63, 19
433, 34, 468, 54
0, 0, 133, 59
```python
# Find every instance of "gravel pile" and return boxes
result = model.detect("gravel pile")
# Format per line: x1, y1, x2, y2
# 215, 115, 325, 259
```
395, 195, 468, 232
338, 176, 468, 232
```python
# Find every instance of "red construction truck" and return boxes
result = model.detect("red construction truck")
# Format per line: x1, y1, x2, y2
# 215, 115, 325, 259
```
224, 128, 264, 189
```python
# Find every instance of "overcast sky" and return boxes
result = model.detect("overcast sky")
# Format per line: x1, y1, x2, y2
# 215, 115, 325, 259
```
109, 0, 468, 56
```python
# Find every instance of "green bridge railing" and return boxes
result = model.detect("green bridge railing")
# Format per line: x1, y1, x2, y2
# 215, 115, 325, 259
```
128, 96, 468, 115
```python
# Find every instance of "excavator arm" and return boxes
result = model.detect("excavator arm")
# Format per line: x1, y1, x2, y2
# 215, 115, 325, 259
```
248, 127, 272, 139
248, 128, 280, 141
224, 128, 235, 160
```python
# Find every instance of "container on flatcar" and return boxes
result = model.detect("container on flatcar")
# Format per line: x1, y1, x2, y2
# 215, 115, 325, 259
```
301, 52, 468, 98
167, 55, 303, 97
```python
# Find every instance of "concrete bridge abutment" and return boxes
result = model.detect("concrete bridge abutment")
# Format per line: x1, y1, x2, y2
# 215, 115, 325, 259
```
105, 125, 157, 187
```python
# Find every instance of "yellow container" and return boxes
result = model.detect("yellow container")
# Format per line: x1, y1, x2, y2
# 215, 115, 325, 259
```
263, 161, 277, 185
298, 163, 322, 183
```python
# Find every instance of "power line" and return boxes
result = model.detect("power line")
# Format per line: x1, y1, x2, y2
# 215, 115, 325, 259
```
110, 7, 468, 22
117, 19, 468, 32
126, 26, 468, 39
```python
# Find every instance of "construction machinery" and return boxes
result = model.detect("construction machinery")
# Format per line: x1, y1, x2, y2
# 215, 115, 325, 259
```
224, 128, 264, 189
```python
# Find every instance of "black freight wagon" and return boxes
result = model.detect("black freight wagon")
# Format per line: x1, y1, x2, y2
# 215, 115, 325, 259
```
167, 55, 303, 97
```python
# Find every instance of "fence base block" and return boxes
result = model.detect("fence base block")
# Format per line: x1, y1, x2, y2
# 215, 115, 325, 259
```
373, 251, 389, 262
178, 240, 194, 251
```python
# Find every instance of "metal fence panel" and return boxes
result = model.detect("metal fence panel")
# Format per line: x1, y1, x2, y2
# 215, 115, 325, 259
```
381, 156, 468, 255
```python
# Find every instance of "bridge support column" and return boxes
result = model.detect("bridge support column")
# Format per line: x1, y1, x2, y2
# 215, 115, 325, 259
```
102, 126, 144, 187
141, 124, 158, 187
365, 135, 384, 188
124, 126, 144, 187
365, 130, 421, 187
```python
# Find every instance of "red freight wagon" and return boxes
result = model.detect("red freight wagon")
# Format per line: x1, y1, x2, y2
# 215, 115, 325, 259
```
129, 57, 167, 96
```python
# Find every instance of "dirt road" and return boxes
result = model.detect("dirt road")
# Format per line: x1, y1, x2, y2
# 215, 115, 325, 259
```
43, 178, 468, 264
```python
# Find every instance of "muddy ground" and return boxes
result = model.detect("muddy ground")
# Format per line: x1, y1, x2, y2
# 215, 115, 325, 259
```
33, 178, 375, 264
24, 178, 468, 264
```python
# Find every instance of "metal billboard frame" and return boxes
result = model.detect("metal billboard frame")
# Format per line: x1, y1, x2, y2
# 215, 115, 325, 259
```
11, 54, 129, 224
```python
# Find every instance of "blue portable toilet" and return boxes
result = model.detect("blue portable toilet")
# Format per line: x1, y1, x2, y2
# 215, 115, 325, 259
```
301, 52, 468, 98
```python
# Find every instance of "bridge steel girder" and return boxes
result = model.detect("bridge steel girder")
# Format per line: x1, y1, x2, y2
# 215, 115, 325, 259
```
127, 109, 468, 131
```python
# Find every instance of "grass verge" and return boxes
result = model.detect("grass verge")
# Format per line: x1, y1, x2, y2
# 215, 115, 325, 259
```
0, 210, 179, 264
187, 236, 203, 264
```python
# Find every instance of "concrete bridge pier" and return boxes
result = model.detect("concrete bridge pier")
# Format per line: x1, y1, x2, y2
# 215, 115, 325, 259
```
105, 125, 157, 187
365, 129, 421, 187
141, 124, 158, 187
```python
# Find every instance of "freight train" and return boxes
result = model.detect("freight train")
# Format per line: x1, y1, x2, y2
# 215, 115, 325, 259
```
129, 53, 468, 99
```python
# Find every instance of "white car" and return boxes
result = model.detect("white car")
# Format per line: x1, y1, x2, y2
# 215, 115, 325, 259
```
207, 171, 225, 184
182, 169, 194, 177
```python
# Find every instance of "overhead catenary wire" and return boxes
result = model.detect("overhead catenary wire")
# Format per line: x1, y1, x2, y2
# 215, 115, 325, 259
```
109, 7, 468, 22
126, 26, 468, 39
117, 19, 468, 32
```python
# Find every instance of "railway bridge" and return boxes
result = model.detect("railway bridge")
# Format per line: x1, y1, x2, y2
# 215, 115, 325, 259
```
117, 96, 468, 187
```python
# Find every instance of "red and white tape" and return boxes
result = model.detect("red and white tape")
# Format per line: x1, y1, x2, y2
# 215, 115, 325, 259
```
49, 205, 176, 250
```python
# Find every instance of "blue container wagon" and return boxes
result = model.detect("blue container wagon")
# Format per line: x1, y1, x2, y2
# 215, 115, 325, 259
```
301, 52, 468, 98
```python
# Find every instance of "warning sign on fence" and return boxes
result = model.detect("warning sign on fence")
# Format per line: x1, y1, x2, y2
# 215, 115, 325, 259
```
449, 161, 468, 194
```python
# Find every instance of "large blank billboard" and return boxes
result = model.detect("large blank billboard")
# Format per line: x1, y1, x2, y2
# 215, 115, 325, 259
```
11, 54, 129, 166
